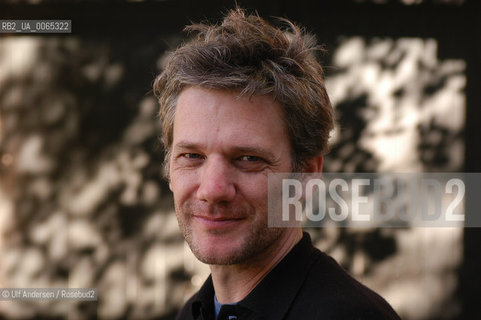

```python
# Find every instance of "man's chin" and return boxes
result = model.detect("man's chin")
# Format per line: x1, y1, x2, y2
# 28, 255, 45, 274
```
189, 237, 247, 265
195, 254, 238, 266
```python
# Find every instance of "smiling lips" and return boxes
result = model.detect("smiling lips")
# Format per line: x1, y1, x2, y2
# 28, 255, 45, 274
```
193, 215, 246, 229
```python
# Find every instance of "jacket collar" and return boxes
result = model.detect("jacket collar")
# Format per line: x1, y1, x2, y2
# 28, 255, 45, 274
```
190, 232, 317, 320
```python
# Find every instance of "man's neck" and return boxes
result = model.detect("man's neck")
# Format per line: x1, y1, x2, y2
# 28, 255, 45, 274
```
210, 228, 303, 304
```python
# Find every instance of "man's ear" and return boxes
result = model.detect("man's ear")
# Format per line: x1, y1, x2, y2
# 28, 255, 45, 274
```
303, 156, 323, 173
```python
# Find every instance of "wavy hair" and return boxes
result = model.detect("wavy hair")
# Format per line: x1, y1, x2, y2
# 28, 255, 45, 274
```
153, 8, 334, 177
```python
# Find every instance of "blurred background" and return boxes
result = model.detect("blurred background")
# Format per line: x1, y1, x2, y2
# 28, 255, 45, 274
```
0, 0, 480, 319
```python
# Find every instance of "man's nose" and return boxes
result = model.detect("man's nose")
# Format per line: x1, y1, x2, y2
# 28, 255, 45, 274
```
196, 157, 236, 204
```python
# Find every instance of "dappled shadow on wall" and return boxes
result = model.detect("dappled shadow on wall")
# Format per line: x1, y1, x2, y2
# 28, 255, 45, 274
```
325, 37, 464, 173
0, 35, 191, 319
313, 37, 465, 320
0, 34, 467, 320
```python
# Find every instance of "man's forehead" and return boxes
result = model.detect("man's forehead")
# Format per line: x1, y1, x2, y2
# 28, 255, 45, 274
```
172, 86, 291, 156
175, 87, 284, 128
176, 86, 277, 109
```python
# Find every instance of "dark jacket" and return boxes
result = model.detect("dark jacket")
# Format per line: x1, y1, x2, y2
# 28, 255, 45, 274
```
176, 232, 401, 320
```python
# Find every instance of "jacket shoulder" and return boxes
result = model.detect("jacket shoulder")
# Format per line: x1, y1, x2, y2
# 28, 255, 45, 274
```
288, 250, 401, 319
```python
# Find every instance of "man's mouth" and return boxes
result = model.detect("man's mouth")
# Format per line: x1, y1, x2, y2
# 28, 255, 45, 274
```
192, 215, 246, 229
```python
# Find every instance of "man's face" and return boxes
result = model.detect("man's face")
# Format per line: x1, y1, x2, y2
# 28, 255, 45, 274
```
169, 86, 293, 265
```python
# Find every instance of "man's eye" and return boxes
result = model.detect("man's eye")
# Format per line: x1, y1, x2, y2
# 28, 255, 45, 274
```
239, 155, 262, 162
183, 153, 203, 159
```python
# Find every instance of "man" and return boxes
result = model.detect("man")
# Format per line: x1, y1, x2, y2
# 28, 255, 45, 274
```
154, 8, 401, 320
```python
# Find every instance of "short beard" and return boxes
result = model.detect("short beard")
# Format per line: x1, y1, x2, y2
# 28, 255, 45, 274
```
176, 206, 283, 265
190, 227, 283, 265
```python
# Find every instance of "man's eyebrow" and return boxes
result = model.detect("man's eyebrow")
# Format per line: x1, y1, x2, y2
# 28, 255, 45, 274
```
172, 142, 278, 161
173, 141, 205, 150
